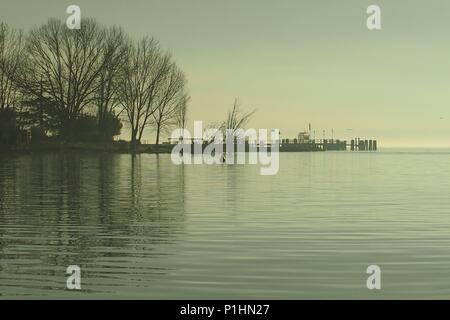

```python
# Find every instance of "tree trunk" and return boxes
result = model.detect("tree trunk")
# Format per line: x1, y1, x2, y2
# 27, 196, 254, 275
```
155, 123, 161, 145
155, 122, 161, 154
130, 127, 139, 153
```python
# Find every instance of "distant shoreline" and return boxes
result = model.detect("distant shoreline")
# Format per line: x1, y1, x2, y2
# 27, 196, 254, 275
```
0, 142, 174, 155
0, 141, 327, 155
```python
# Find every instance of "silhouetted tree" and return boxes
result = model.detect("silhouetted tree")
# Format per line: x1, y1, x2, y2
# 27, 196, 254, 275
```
0, 18, 189, 147
118, 37, 171, 149
173, 94, 189, 142
152, 64, 187, 145
0, 23, 25, 111
18, 19, 111, 140
95, 26, 128, 141
214, 99, 256, 142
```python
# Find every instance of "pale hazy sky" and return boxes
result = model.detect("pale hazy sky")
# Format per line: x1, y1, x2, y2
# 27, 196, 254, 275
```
2, 0, 450, 147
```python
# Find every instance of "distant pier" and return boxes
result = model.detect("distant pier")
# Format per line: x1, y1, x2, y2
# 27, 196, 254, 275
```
166, 137, 378, 153
168, 128, 377, 153
281, 138, 377, 152
349, 138, 377, 151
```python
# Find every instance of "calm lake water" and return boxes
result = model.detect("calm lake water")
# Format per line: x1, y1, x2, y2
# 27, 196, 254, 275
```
1, 150, 450, 299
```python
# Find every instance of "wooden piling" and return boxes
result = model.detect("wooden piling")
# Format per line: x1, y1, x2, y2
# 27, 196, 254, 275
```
358, 139, 365, 151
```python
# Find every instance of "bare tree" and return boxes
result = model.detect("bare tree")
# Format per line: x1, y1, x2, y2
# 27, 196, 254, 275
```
0, 23, 25, 111
118, 37, 171, 148
221, 98, 255, 138
201, 100, 255, 145
18, 18, 110, 140
1, 18, 191, 146
95, 26, 129, 140
152, 64, 187, 145
174, 94, 189, 130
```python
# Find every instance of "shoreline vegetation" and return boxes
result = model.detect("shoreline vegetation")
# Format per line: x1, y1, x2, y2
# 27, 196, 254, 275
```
0, 18, 270, 154
0, 141, 174, 154
0, 18, 190, 152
